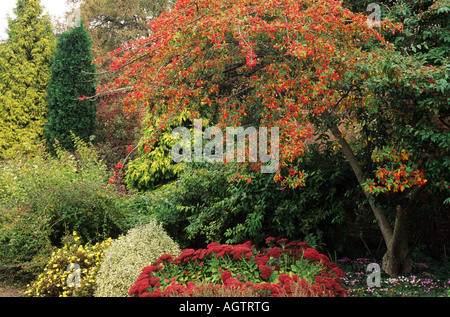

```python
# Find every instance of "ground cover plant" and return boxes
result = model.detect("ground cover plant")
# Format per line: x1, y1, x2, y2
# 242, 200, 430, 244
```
339, 257, 450, 297
129, 237, 348, 297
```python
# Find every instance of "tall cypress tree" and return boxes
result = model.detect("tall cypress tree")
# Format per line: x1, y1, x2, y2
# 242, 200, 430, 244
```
0, 0, 56, 159
44, 23, 97, 153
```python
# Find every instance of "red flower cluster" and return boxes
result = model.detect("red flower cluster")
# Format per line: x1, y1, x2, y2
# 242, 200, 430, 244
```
115, 161, 124, 170
259, 265, 274, 280
128, 265, 163, 297
303, 248, 321, 262
162, 241, 254, 265
108, 161, 124, 184
129, 237, 347, 297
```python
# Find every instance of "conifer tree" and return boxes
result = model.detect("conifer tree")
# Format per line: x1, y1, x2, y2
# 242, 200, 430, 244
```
44, 23, 97, 153
0, 0, 56, 159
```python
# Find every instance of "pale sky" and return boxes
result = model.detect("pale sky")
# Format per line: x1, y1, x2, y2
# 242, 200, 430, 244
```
0, 0, 71, 41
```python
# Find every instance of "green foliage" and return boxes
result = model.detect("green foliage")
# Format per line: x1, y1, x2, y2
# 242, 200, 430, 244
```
344, 0, 449, 66
0, 205, 55, 285
356, 49, 449, 204
94, 221, 181, 297
0, 0, 56, 159
44, 24, 97, 153
342, 0, 449, 265
342, 0, 449, 199
398, 0, 449, 66
142, 145, 358, 251
0, 136, 131, 281
125, 110, 190, 191
24, 231, 112, 297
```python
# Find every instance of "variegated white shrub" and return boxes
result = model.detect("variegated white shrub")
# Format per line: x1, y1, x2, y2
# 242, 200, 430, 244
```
94, 221, 181, 297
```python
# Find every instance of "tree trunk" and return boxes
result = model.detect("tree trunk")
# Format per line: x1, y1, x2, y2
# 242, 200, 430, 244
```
325, 114, 418, 276
382, 205, 414, 276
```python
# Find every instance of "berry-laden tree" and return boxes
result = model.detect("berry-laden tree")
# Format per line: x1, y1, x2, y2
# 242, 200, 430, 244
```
96, 0, 449, 276
44, 23, 97, 153
0, 0, 56, 159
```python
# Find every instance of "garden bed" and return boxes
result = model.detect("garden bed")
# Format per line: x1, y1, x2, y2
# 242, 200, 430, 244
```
339, 257, 450, 297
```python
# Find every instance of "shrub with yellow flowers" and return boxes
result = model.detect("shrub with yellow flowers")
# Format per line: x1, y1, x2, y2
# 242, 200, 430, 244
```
24, 231, 111, 297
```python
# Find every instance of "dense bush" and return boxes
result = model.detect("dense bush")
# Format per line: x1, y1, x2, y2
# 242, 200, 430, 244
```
0, 137, 132, 282
142, 145, 358, 251
94, 221, 181, 297
129, 237, 347, 297
24, 231, 111, 297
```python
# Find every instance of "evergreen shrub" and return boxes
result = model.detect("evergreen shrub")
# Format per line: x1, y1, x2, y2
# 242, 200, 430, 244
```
44, 23, 97, 153
94, 221, 181, 297
143, 145, 357, 251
